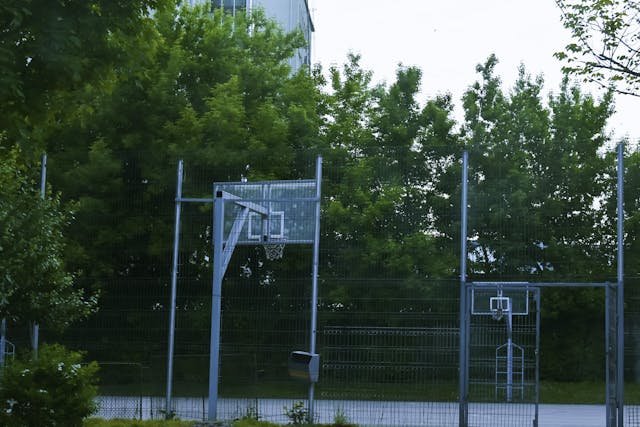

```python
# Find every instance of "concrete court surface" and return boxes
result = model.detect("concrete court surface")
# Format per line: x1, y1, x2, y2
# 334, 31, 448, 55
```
539, 404, 604, 427
97, 396, 638, 426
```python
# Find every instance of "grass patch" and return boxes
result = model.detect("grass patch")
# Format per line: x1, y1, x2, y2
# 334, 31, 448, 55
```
232, 420, 281, 427
84, 419, 195, 427
232, 422, 355, 427
540, 381, 640, 404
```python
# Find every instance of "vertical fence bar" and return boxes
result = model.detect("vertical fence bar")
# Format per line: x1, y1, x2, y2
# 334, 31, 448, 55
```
166, 160, 184, 417
308, 156, 322, 422
506, 313, 513, 402
535, 288, 540, 427
208, 191, 225, 421
606, 283, 615, 427
616, 142, 624, 427
0, 318, 5, 369
458, 151, 469, 427
31, 153, 47, 358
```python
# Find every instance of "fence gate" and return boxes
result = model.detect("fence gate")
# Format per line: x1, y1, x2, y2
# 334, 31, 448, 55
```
465, 284, 540, 427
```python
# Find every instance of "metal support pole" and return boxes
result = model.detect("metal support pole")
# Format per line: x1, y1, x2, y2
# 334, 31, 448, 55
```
616, 142, 624, 427
458, 151, 469, 427
308, 156, 322, 423
506, 310, 513, 402
208, 191, 226, 421
606, 284, 616, 427
165, 160, 184, 418
534, 289, 540, 427
0, 318, 6, 370
30, 154, 47, 358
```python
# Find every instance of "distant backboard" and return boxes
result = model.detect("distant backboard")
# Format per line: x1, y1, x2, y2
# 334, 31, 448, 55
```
471, 287, 529, 316
214, 179, 318, 245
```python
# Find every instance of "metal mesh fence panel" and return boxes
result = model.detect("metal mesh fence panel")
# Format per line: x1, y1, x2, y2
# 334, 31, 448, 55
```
317, 280, 459, 426
467, 286, 539, 426
626, 277, 640, 426
16, 143, 637, 425
312, 146, 462, 426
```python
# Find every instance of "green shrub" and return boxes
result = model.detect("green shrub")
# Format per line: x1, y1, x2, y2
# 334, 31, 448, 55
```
0, 343, 99, 427
283, 401, 309, 425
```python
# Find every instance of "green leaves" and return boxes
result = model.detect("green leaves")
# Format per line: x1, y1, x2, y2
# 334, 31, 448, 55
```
0, 344, 98, 427
555, 0, 640, 96
321, 58, 458, 283
461, 57, 615, 279
0, 147, 95, 330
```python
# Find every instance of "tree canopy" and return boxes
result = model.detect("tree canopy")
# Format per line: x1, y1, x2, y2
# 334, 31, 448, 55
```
0, 0, 169, 154
555, 0, 640, 96
0, 145, 95, 331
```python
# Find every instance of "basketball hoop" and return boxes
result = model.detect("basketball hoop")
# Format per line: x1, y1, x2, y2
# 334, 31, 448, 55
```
263, 241, 285, 260
492, 308, 505, 321
490, 296, 510, 321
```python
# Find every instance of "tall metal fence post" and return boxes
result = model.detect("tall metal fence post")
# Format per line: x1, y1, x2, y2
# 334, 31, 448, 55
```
458, 151, 469, 427
166, 160, 184, 418
606, 283, 617, 427
31, 153, 47, 359
308, 156, 322, 423
535, 289, 540, 427
0, 318, 6, 370
616, 142, 624, 427
208, 190, 225, 421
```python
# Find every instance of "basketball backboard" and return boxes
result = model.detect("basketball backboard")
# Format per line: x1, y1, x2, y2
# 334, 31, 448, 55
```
213, 179, 318, 245
471, 286, 529, 316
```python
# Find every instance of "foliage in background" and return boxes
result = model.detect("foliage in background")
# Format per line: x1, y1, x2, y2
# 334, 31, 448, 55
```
0, 344, 98, 427
624, 147, 640, 277
0, 0, 171, 155
0, 145, 95, 330
461, 54, 614, 280
461, 54, 616, 379
46, 4, 320, 282
555, 0, 640, 96
30, 4, 324, 373
0, 0, 637, 399
321, 54, 459, 309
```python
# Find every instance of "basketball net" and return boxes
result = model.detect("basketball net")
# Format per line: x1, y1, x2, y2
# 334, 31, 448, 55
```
263, 242, 285, 260
491, 296, 510, 321
492, 308, 505, 321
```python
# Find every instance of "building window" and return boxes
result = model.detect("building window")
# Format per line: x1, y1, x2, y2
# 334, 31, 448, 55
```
216, 0, 246, 11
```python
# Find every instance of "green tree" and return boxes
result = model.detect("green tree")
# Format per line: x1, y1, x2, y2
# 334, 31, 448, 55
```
0, 344, 98, 427
0, 0, 169, 154
461, 55, 616, 380
47, 4, 318, 276
321, 55, 459, 311
555, 0, 640, 96
625, 148, 640, 277
0, 145, 95, 336
461, 55, 613, 280
40, 4, 324, 372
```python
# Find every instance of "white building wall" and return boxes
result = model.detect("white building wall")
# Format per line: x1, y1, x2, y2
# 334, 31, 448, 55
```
254, 0, 312, 71
187, 0, 313, 72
